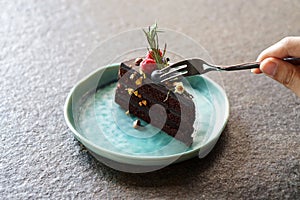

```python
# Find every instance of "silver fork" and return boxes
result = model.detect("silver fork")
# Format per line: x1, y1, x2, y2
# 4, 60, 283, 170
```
151, 57, 300, 83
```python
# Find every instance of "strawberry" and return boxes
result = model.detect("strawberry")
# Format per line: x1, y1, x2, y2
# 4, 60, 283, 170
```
140, 58, 157, 74
146, 50, 163, 60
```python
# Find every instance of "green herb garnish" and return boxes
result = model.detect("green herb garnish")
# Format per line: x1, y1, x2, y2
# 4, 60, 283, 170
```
143, 23, 167, 68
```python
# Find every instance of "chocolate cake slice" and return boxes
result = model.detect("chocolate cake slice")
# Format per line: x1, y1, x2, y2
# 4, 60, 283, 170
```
115, 58, 195, 146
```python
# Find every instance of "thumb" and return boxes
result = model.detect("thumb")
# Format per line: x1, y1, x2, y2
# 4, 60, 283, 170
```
260, 57, 300, 97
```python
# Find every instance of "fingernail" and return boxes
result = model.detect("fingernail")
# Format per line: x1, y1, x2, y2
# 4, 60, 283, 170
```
251, 68, 260, 74
262, 61, 278, 76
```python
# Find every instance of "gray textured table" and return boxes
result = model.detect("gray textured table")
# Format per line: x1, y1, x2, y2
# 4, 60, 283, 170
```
1, 0, 299, 199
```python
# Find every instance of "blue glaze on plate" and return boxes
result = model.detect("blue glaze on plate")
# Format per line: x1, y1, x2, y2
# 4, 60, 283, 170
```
77, 81, 215, 156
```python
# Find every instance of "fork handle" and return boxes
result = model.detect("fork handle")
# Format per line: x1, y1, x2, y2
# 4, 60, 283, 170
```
221, 57, 300, 71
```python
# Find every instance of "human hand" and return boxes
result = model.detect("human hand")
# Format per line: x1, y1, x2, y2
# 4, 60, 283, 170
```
252, 37, 300, 97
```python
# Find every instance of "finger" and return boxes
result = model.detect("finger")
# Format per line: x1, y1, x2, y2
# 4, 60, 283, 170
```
260, 57, 300, 97
257, 37, 300, 62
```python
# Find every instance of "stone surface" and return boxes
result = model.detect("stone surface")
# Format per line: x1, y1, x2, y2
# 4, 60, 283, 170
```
1, 0, 299, 199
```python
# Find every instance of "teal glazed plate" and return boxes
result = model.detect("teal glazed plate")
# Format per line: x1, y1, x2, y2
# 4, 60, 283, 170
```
64, 63, 229, 171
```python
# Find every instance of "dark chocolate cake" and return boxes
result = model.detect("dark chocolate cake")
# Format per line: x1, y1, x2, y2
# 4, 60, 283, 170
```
114, 23, 195, 146
115, 59, 195, 146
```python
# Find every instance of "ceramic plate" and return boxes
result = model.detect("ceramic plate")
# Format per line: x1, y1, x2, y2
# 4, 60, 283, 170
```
64, 63, 229, 171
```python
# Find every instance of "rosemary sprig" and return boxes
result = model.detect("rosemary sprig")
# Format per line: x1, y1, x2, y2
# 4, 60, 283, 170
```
143, 23, 167, 68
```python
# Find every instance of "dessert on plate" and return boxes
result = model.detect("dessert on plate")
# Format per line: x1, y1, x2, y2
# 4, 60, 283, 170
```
114, 24, 195, 146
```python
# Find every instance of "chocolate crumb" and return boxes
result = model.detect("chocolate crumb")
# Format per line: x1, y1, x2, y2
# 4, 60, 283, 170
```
133, 119, 141, 129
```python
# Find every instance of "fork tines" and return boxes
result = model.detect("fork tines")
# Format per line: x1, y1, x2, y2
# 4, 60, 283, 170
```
160, 65, 188, 82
